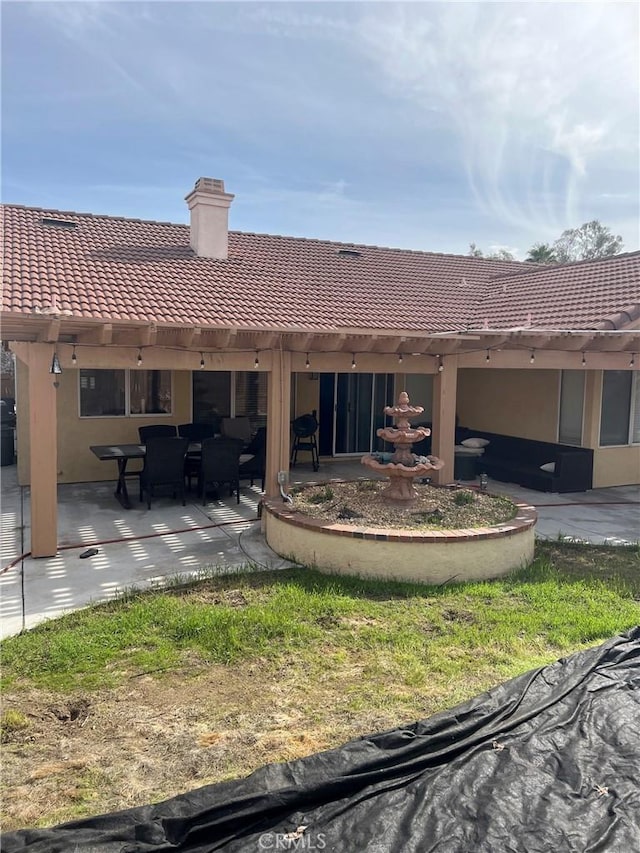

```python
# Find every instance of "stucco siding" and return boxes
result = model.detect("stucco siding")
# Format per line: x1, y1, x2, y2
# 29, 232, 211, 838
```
16, 368, 192, 485
457, 368, 560, 441
593, 446, 640, 488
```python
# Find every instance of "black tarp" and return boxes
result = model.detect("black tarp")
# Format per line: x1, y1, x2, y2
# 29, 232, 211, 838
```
3, 628, 640, 853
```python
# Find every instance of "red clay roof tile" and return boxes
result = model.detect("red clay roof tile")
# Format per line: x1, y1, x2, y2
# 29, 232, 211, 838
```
2, 204, 638, 333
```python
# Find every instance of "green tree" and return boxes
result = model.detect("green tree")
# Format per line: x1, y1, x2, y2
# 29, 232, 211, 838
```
467, 243, 515, 261
553, 220, 624, 263
526, 243, 557, 263
489, 248, 515, 261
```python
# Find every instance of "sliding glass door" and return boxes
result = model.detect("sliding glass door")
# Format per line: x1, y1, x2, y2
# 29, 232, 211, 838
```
332, 373, 395, 455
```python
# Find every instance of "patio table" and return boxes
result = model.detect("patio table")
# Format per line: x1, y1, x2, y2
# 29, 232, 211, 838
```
90, 444, 146, 509
90, 443, 253, 509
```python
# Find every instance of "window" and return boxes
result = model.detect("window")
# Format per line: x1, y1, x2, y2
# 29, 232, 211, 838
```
191, 371, 267, 433
192, 371, 231, 427
600, 371, 639, 446
558, 370, 585, 445
79, 370, 172, 417
79, 370, 126, 417
130, 370, 172, 414
235, 371, 267, 432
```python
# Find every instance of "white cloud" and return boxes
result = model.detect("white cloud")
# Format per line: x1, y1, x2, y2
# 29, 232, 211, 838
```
355, 2, 639, 236
9, 1, 638, 254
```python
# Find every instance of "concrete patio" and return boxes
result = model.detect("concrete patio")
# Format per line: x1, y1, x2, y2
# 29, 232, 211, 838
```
1, 460, 638, 640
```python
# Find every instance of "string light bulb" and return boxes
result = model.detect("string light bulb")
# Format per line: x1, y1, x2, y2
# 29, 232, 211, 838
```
137, 349, 143, 367
630, 353, 636, 368
199, 352, 205, 369
486, 349, 491, 363
305, 353, 310, 369
581, 352, 586, 367
530, 350, 535, 364
351, 353, 357, 369
254, 351, 260, 369
71, 345, 77, 365
398, 352, 403, 364
438, 356, 444, 373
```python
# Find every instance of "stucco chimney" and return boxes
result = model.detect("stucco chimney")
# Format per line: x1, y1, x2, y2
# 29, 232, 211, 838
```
185, 177, 235, 260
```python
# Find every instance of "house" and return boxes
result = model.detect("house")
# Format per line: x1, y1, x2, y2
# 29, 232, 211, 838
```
2, 177, 639, 557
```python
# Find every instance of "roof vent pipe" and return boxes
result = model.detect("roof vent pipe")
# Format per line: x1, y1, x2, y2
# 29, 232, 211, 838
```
185, 177, 234, 260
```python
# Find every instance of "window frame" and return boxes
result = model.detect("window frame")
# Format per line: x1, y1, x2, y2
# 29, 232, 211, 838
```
557, 369, 585, 446
598, 370, 640, 448
78, 369, 174, 419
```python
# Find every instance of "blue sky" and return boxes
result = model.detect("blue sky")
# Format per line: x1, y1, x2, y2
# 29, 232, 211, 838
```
2, 1, 638, 258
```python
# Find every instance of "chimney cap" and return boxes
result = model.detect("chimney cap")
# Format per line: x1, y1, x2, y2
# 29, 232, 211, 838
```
193, 177, 226, 194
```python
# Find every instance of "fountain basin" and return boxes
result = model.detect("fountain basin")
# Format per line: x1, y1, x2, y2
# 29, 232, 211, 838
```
262, 484, 537, 585
361, 454, 445, 502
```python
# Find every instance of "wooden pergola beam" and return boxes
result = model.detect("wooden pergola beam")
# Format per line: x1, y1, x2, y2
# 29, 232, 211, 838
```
78, 323, 113, 345
253, 331, 280, 350
315, 333, 347, 352
350, 334, 380, 353
177, 327, 202, 348
282, 332, 315, 352
588, 333, 640, 352
36, 319, 61, 343
209, 328, 238, 349
111, 325, 158, 347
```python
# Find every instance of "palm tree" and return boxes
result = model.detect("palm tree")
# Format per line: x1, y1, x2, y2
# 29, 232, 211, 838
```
526, 243, 557, 263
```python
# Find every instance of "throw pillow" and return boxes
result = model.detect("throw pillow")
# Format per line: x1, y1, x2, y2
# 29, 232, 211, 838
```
540, 462, 556, 473
461, 437, 490, 448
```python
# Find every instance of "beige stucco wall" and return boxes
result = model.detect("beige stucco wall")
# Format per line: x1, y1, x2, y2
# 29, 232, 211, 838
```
457, 368, 560, 441
16, 365, 192, 485
592, 447, 640, 488
264, 510, 535, 583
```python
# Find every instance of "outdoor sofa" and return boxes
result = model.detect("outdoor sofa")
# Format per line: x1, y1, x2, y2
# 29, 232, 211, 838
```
457, 429, 594, 493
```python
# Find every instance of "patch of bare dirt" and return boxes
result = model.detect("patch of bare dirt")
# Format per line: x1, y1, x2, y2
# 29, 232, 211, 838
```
1, 656, 446, 832
291, 481, 516, 530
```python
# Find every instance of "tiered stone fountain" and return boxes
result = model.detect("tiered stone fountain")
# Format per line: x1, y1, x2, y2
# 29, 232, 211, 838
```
361, 392, 444, 503
262, 390, 536, 585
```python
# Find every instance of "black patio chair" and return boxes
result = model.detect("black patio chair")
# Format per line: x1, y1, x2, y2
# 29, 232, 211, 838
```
138, 424, 177, 443
198, 437, 243, 505
178, 422, 217, 441
290, 411, 319, 471
179, 424, 219, 491
139, 436, 189, 509
239, 426, 266, 491
221, 417, 252, 447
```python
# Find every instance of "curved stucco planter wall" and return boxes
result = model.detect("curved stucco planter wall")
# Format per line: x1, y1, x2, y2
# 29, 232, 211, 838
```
262, 496, 537, 584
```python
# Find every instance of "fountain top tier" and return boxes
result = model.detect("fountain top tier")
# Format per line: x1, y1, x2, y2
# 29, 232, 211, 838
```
378, 391, 429, 446
383, 391, 423, 427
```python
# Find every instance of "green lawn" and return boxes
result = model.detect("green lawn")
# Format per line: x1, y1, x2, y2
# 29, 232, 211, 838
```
1, 540, 638, 830
2, 540, 639, 696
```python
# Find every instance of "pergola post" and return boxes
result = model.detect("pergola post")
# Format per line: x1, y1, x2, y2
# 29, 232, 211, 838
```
27, 343, 59, 557
265, 349, 292, 498
431, 355, 458, 485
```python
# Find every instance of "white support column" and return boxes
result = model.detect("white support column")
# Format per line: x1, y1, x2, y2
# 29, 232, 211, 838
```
431, 355, 458, 485
27, 343, 59, 557
265, 350, 292, 498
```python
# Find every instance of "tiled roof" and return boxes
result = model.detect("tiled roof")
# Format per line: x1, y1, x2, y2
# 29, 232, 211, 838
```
2, 204, 638, 334
472, 252, 640, 331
